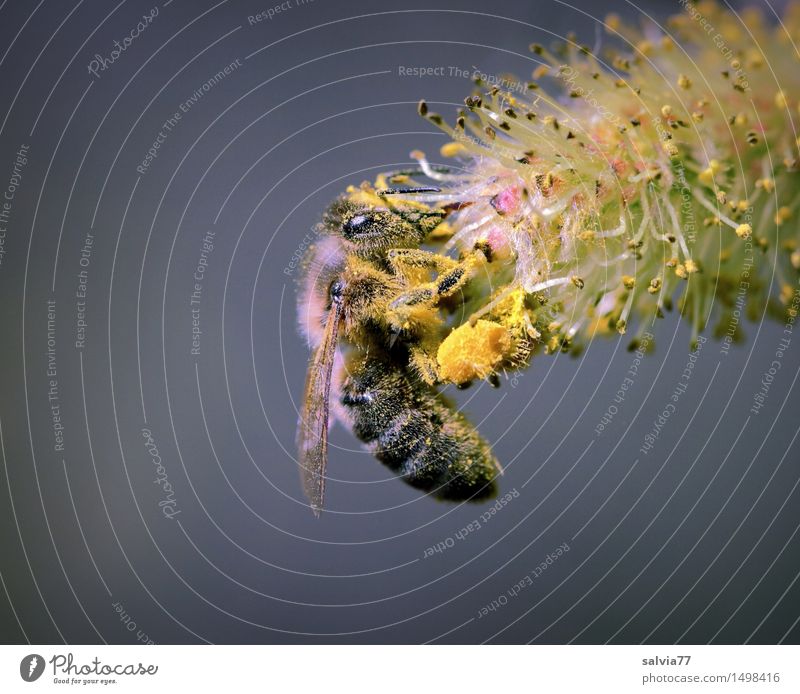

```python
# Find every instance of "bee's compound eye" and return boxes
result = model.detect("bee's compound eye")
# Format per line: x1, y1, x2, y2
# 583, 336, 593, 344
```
342, 213, 372, 239
329, 279, 344, 302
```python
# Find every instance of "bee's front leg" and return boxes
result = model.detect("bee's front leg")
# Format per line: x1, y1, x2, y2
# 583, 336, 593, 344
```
387, 247, 486, 311
386, 247, 458, 280
385, 248, 489, 385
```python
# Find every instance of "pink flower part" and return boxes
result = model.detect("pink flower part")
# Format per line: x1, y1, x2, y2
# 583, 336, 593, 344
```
484, 226, 510, 255
490, 185, 521, 216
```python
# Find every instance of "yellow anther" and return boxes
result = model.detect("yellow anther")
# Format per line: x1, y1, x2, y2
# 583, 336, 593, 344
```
533, 65, 550, 80
440, 142, 467, 158
756, 177, 775, 193
775, 207, 792, 225
663, 142, 679, 158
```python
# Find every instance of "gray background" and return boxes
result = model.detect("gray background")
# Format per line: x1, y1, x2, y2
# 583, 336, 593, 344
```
0, 0, 798, 644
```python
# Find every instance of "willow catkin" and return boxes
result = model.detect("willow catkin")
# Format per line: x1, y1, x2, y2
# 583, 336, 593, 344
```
383, 1, 800, 385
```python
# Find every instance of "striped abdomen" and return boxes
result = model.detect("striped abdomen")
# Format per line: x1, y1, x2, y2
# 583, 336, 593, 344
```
341, 356, 499, 501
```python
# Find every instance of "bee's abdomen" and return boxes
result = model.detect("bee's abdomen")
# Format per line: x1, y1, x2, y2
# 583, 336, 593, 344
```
341, 357, 498, 501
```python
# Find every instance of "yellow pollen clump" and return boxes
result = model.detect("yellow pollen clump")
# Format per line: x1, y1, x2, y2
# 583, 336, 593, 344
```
735, 223, 752, 239
677, 74, 692, 89
490, 287, 536, 339
437, 320, 512, 385
684, 259, 700, 274
775, 90, 788, 109
622, 275, 635, 289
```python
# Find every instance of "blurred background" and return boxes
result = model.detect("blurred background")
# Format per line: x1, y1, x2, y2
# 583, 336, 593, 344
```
0, 0, 798, 644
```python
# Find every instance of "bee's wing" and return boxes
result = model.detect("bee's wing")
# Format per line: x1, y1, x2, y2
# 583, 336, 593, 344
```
297, 301, 342, 516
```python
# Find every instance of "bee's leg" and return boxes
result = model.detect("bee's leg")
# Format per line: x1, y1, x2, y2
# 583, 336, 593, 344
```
383, 292, 441, 384
386, 248, 458, 279
408, 344, 439, 385
389, 285, 435, 308
388, 247, 486, 309
386, 247, 489, 384
385, 248, 458, 317
399, 259, 477, 385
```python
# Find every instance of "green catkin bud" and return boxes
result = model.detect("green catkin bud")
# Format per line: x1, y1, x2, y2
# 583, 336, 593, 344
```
387, 1, 800, 383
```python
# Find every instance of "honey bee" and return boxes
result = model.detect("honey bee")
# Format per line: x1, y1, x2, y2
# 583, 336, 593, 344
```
296, 183, 501, 514
304, 2, 800, 512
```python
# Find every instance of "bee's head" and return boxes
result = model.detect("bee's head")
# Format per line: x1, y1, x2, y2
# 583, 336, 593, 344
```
341, 212, 377, 242
323, 197, 439, 252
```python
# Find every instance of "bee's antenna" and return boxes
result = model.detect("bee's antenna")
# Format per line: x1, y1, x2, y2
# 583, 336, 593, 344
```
376, 186, 442, 196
